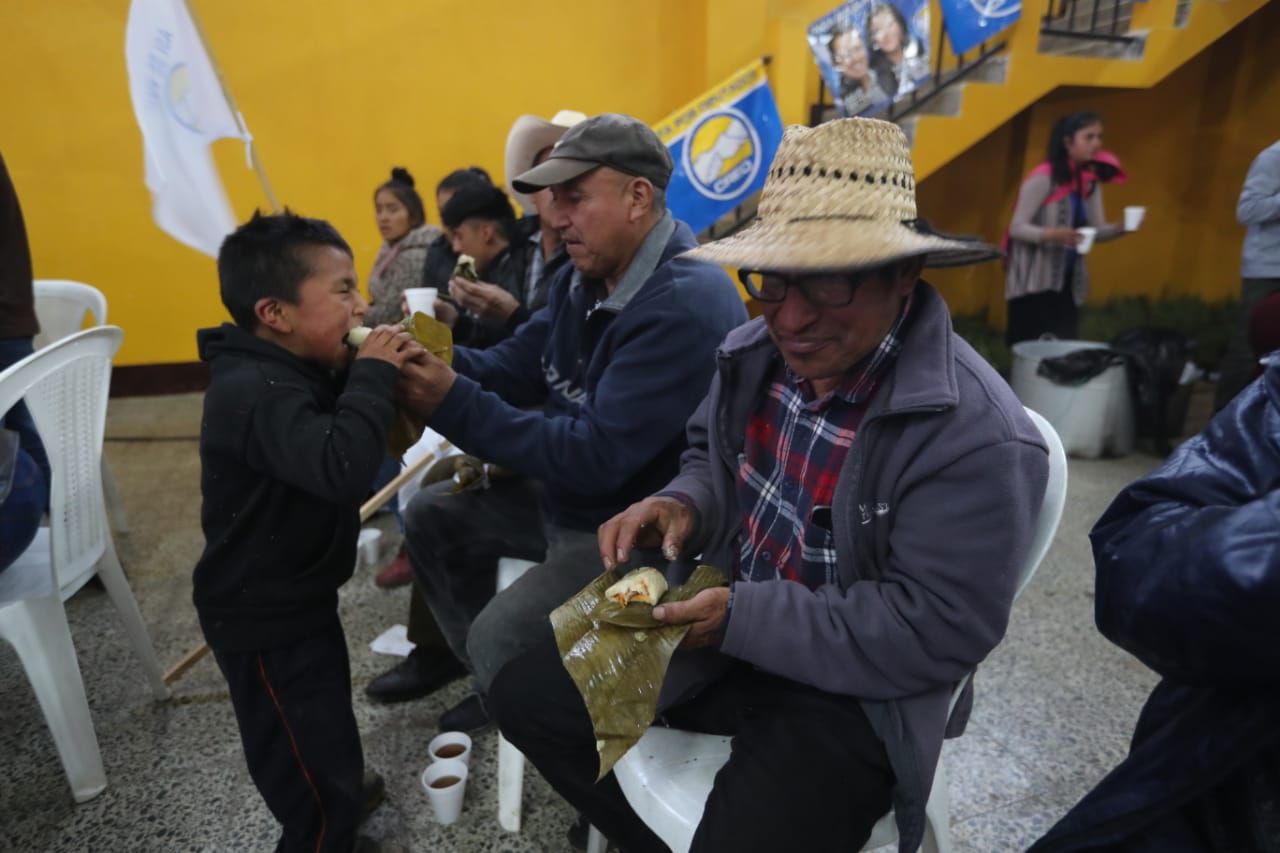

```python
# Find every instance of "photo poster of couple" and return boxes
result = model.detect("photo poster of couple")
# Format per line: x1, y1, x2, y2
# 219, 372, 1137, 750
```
807, 0, 932, 119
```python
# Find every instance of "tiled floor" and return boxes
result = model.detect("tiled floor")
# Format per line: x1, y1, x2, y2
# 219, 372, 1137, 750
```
0, 386, 1208, 852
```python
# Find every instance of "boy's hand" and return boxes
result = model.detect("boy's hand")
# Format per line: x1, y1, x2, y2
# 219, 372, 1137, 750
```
397, 351, 456, 419
356, 325, 425, 369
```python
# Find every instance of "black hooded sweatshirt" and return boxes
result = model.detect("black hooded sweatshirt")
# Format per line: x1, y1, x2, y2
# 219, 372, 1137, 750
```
192, 323, 396, 651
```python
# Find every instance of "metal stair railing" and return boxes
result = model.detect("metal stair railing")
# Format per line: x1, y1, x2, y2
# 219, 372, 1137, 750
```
809, 6, 1009, 127
1041, 0, 1140, 43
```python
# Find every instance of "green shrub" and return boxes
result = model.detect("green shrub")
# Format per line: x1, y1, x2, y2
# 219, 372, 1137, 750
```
1079, 296, 1237, 366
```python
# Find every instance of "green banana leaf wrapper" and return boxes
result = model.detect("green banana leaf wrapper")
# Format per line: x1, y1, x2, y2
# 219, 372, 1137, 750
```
550, 564, 728, 780
387, 311, 453, 459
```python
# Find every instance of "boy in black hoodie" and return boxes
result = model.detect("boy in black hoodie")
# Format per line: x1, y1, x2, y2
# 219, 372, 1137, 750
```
193, 211, 421, 853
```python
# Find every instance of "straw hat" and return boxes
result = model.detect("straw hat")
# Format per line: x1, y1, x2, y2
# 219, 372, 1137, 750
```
685, 118, 999, 272
504, 109, 588, 214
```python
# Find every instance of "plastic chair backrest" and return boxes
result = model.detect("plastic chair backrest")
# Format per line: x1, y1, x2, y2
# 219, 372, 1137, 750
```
32, 279, 108, 349
1018, 407, 1068, 598
0, 327, 123, 596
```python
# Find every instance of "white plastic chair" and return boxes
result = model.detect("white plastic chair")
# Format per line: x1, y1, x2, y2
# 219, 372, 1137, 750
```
0, 530, 105, 802
32, 279, 128, 533
31, 279, 108, 350
0, 327, 169, 799
601, 408, 1068, 853
495, 556, 537, 833
491, 555, 610, 853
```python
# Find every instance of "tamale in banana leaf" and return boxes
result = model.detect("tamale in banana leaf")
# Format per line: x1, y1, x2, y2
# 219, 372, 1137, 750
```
387, 311, 454, 458
550, 564, 728, 780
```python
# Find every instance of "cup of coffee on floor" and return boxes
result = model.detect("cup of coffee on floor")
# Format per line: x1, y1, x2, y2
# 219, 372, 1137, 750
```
421, 757, 469, 825
1075, 226, 1097, 254
428, 731, 472, 766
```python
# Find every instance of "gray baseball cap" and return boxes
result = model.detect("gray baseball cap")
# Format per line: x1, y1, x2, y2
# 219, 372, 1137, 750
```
511, 113, 673, 193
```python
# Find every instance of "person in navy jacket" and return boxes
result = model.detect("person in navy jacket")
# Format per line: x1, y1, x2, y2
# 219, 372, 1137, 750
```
1032, 364, 1280, 851
365, 114, 748, 734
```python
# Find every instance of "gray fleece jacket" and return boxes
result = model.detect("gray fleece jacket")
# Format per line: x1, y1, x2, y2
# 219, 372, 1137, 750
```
1238, 140, 1280, 279
660, 281, 1049, 852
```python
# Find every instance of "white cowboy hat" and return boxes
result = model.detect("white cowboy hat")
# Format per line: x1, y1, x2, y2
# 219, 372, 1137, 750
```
504, 109, 588, 214
685, 118, 999, 272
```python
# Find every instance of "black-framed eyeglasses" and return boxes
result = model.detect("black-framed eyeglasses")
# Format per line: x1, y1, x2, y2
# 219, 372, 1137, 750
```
737, 269, 867, 307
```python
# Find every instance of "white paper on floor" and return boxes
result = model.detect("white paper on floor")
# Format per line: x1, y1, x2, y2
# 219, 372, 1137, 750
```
370, 623, 416, 657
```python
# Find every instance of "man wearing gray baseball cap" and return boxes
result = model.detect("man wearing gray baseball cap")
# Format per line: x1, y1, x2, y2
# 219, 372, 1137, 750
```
511, 112, 675, 196
388, 112, 748, 741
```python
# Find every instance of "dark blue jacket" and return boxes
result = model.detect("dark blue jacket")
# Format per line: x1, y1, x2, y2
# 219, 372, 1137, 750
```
428, 213, 748, 531
1031, 364, 1280, 851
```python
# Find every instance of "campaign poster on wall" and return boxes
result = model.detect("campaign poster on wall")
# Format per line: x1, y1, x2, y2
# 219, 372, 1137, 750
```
807, 0, 932, 118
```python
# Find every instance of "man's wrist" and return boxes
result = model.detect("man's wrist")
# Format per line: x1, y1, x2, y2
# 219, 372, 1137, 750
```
713, 583, 735, 648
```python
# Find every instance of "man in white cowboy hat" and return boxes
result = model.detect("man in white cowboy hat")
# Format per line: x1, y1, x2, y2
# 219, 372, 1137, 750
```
488, 118, 1051, 852
382, 113, 748, 736
438, 110, 589, 337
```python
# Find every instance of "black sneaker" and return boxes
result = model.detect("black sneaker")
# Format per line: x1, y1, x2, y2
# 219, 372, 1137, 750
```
438, 693, 492, 734
364, 649, 467, 703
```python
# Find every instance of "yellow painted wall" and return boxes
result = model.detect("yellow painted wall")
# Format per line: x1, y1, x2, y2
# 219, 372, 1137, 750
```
923, 0, 1280, 321
1, 0, 717, 367
2, 0, 1274, 364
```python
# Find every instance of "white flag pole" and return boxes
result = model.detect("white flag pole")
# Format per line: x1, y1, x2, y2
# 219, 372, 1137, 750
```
179, 0, 280, 212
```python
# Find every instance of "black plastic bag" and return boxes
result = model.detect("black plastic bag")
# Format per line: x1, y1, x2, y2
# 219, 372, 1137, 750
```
1036, 348, 1125, 386
1109, 327, 1196, 454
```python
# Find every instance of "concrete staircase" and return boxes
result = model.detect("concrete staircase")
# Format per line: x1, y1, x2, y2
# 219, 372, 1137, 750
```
698, 0, 1265, 240
905, 0, 1270, 180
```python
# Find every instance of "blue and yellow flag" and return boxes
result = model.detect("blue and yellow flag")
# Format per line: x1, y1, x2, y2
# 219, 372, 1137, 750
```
654, 60, 784, 235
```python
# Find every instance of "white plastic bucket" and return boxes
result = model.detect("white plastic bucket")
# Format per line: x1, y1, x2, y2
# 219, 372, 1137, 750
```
1010, 339, 1135, 458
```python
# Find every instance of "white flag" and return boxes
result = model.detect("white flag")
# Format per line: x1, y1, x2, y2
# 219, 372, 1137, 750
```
125, 0, 248, 257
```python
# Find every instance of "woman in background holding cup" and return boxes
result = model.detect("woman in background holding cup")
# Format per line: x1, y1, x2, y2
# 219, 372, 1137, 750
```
366, 168, 442, 327
1004, 111, 1130, 345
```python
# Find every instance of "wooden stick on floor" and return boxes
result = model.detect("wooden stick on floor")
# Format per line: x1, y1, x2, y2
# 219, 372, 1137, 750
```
162, 447, 447, 686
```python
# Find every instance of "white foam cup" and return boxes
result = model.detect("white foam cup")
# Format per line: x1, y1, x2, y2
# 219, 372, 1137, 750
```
403, 287, 438, 319
421, 758, 469, 825
1124, 206, 1146, 231
1075, 227, 1097, 254
428, 731, 472, 766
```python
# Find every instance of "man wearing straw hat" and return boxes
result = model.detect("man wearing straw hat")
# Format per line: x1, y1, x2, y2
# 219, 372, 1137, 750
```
489, 118, 1050, 852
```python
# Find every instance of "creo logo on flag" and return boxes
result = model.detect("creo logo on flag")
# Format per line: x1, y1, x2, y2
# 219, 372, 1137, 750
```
683, 108, 764, 202
165, 64, 207, 133
655, 59, 782, 233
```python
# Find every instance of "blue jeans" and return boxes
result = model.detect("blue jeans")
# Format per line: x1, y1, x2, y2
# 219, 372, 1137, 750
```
369, 455, 402, 528
0, 337, 50, 511
0, 446, 44, 573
